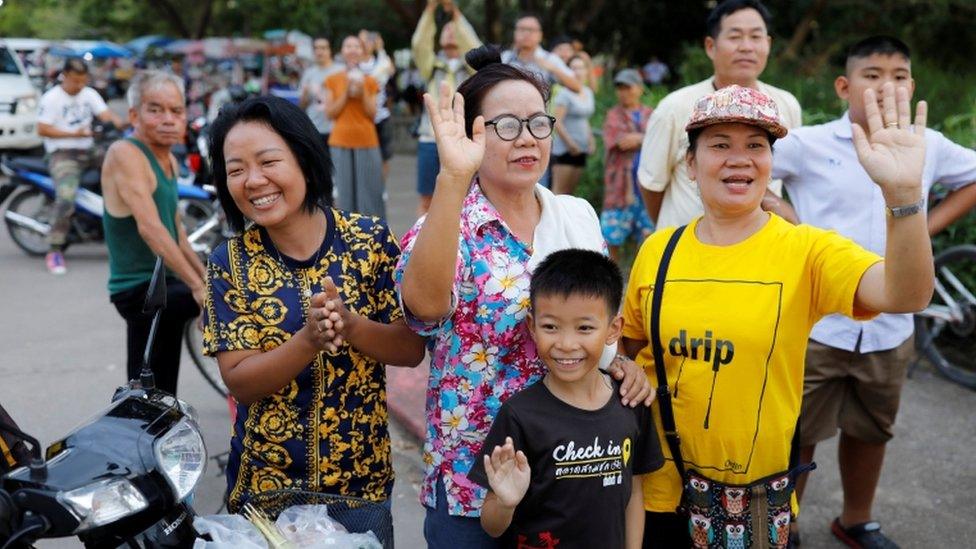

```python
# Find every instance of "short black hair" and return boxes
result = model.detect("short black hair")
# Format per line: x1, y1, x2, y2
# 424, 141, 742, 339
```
530, 249, 623, 317
457, 45, 550, 138
705, 0, 772, 39
845, 35, 911, 69
62, 58, 89, 75
208, 95, 333, 233
550, 35, 573, 49
516, 12, 543, 28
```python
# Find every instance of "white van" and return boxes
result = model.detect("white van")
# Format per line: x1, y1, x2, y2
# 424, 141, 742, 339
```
0, 42, 42, 151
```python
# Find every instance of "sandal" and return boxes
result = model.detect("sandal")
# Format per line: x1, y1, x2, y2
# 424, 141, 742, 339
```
831, 517, 900, 549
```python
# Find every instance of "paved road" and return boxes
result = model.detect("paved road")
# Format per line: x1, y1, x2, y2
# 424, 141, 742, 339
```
2, 152, 975, 548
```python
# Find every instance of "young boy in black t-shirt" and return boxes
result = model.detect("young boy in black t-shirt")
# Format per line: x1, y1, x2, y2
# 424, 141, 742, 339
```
468, 249, 664, 548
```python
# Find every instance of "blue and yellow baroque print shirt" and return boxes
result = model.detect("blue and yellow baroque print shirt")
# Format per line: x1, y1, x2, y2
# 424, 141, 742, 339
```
203, 208, 402, 512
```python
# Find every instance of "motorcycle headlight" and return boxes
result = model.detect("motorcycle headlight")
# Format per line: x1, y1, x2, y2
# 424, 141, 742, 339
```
15, 95, 38, 115
58, 479, 149, 532
153, 417, 206, 500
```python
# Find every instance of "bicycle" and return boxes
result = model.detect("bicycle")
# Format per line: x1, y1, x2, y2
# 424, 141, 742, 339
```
184, 321, 229, 398
912, 244, 976, 390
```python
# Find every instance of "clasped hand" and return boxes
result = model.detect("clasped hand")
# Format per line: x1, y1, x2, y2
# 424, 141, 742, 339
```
307, 276, 354, 353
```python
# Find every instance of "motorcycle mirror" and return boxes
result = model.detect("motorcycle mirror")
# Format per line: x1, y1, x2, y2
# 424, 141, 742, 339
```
138, 258, 168, 391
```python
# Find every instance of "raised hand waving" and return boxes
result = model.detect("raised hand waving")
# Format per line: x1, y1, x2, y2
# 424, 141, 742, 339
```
424, 80, 485, 184
851, 82, 927, 206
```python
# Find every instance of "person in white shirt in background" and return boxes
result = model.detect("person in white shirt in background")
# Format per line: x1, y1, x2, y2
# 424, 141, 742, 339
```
359, 30, 397, 180
500, 13, 581, 93
501, 13, 581, 190
635, 0, 801, 230
411, 0, 481, 215
772, 35, 976, 549
298, 37, 341, 153
37, 58, 126, 275
550, 55, 595, 196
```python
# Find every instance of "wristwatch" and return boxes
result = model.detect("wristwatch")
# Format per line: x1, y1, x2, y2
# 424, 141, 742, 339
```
886, 197, 925, 218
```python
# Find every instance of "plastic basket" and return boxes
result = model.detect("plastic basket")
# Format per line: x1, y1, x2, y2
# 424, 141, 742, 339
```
242, 489, 393, 548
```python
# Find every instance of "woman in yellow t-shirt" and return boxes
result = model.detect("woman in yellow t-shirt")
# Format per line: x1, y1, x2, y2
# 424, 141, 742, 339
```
621, 83, 933, 548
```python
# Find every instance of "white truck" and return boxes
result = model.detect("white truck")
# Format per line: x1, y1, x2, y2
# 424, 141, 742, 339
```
0, 42, 42, 152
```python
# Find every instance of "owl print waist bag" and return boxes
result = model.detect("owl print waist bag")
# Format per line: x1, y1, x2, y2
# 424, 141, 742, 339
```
648, 227, 816, 549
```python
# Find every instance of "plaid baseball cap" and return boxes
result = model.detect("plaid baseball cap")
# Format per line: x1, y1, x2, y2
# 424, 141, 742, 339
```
685, 84, 788, 138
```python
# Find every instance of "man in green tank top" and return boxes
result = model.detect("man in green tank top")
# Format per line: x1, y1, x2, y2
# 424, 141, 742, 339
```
100, 70, 206, 395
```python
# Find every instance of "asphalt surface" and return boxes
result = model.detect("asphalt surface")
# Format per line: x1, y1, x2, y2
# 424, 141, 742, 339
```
0, 151, 973, 548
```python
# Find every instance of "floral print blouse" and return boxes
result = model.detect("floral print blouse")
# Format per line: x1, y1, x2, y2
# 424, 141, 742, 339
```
394, 181, 605, 517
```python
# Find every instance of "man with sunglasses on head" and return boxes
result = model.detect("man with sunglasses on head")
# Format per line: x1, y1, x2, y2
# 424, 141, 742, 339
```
37, 58, 126, 275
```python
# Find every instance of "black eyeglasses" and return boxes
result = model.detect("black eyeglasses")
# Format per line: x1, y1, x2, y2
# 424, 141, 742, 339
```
485, 114, 555, 141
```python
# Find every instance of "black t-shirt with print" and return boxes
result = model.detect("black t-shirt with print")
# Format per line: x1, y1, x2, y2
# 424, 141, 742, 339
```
468, 377, 664, 548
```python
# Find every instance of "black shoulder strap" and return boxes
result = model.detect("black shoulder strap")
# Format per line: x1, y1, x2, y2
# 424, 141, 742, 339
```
650, 225, 687, 480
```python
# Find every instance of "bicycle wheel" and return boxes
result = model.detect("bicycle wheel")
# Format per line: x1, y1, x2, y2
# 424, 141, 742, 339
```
917, 245, 976, 389
184, 321, 229, 398
179, 197, 222, 262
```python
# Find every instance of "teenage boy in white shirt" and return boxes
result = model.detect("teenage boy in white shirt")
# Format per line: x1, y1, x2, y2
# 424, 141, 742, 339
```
772, 35, 976, 549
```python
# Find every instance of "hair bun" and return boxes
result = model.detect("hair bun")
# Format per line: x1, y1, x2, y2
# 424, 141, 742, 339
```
465, 45, 503, 71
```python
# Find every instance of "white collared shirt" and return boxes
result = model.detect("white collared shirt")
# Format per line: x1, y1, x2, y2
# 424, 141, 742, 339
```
772, 112, 976, 352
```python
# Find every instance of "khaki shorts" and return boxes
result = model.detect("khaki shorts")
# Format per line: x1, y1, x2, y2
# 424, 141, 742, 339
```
799, 338, 914, 445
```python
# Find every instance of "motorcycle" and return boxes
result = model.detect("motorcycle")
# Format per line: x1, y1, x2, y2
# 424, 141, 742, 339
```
0, 123, 215, 258
0, 259, 207, 548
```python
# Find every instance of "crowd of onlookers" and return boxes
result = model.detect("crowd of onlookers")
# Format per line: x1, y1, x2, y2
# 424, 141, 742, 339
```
20, 1, 976, 547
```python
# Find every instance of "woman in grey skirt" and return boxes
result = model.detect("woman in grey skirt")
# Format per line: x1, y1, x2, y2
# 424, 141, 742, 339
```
324, 35, 386, 218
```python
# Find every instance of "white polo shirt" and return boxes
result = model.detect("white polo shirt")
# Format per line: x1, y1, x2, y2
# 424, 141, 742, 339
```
636, 78, 802, 229
772, 112, 976, 352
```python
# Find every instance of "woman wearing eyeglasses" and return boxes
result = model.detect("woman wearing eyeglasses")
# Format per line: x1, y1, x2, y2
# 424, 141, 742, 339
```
395, 45, 652, 547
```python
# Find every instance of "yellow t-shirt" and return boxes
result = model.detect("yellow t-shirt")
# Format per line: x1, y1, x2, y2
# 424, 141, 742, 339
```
622, 214, 882, 512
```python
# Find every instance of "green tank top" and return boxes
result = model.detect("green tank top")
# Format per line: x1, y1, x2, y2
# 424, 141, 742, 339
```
104, 137, 180, 295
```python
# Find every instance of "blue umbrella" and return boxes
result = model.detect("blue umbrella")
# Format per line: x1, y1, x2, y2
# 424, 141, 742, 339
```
85, 42, 133, 59
49, 41, 133, 59
126, 35, 174, 55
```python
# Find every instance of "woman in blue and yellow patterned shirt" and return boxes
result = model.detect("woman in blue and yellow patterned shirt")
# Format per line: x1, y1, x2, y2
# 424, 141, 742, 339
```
202, 96, 426, 513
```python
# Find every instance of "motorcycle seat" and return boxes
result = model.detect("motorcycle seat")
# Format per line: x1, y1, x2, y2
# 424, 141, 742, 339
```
80, 170, 101, 191
8, 156, 49, 176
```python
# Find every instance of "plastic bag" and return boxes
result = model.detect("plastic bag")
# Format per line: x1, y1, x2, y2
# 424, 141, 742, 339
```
193, 514, 268, 549
274, 504, 382, 549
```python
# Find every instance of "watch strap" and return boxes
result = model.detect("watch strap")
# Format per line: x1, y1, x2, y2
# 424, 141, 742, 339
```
886, 197, 925, 218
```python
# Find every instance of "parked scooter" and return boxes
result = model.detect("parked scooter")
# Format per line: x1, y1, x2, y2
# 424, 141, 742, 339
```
0, 123, 214, 257
0, 258, 207, 548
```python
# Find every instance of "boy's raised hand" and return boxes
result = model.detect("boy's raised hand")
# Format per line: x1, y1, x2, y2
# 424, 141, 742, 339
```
485, 436, 530, 508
